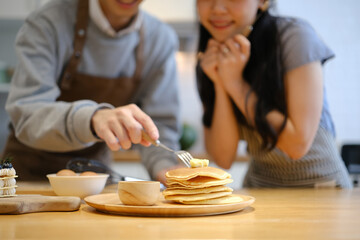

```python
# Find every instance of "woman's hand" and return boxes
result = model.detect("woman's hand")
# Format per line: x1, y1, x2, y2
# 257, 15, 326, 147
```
91, 104, 159, 151
199, 39, 222, 85
217, 34, 251, 93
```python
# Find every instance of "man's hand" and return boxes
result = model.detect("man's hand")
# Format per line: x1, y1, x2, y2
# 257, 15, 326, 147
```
91, 104, 159, 151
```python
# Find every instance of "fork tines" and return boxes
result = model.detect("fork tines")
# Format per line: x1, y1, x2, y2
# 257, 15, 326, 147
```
177, 151, 192, 168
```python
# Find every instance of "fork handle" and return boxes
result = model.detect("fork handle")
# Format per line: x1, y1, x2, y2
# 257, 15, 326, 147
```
141, 130, 159, 146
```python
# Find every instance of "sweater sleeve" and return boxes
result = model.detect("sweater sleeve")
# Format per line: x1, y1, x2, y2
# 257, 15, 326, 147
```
5, 7, 109, 152
279, 18, 335, 72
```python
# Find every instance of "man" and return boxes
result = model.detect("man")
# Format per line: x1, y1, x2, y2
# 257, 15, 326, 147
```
2, 0, 181, 183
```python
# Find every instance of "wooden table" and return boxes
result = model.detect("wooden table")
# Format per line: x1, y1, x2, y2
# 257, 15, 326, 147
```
1, 182, 359, 240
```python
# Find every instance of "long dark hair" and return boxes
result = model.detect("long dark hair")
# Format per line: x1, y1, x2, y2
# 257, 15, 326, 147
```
196, 11, 287, 150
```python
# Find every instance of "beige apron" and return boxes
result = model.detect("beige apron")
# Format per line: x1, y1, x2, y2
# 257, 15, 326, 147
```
2, 0, 144, 180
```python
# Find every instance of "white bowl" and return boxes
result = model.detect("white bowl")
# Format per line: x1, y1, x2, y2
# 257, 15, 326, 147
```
47, 173, 109, 198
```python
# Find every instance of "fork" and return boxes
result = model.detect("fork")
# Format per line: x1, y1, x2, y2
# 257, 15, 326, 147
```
141, 130, 192, 167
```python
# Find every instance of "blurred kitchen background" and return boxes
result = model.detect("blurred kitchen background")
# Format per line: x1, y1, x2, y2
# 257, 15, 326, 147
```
0, 0, 359, 189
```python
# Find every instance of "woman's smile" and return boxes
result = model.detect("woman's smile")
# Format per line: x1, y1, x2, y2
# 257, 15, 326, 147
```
209, 19, 234, 30
115, 0, 139, 9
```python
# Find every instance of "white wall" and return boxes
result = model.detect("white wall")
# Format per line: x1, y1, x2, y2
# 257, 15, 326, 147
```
141, 0, 196, 22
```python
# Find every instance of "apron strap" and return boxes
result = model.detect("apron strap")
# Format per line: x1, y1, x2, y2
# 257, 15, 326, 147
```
60, 0, 89, 90
133, 24, 144, 84
60, 0, 144, 90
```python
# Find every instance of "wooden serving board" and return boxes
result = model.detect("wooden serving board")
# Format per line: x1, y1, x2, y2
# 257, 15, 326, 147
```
84, 193, 255, 217
0, 195, 81, 214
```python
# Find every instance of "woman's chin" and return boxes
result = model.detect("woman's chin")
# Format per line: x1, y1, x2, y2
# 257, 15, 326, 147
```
212, 36, 229, 43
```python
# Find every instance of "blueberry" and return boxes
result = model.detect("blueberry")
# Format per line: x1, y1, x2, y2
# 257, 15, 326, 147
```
1, 156, 13, 169
2, 162, 12, 169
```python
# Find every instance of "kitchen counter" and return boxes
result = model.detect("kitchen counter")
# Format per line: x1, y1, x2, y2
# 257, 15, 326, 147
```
1, 182, 359, 239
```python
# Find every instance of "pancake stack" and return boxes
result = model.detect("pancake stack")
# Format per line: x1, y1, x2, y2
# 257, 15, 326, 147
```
163, 162, 243, 205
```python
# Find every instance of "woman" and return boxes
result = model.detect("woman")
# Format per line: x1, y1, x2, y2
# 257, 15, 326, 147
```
2, 0, 181, 182
196, 0, 352, 188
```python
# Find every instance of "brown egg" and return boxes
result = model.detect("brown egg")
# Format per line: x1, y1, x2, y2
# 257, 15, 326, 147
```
79, 171, 98, 176
56, 169, 76, 176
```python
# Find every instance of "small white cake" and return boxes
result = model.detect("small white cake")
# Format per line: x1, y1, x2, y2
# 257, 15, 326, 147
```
0, 157, 17, 197
0, 168, 16, 177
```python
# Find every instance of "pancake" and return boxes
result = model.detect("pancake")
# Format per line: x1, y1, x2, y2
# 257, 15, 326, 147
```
164, 191, 232, 202
179, 195, 244, 205
167, 177, 233, 188
166, 167, 231, 181
163, 185, 233, 196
